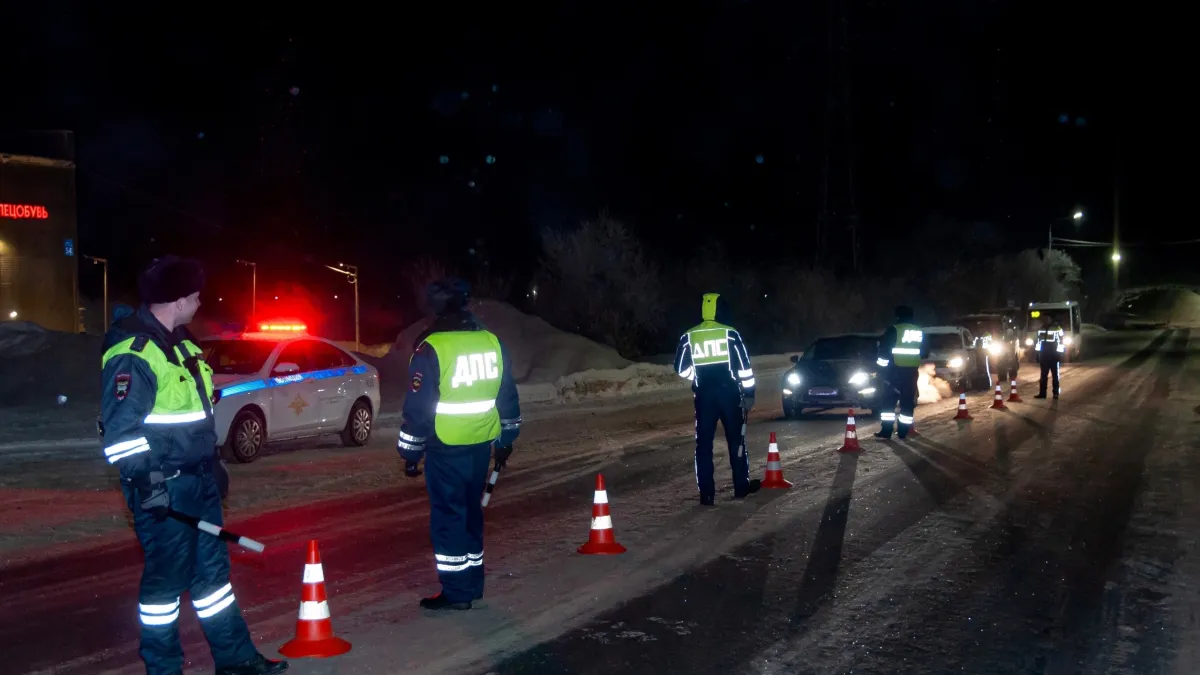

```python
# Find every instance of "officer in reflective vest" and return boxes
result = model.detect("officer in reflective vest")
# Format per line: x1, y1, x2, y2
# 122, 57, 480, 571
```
874, 305, 928, 440
100, 256, 287, 675
397, 279, 521, 611
1034, 317, 1065, 399
674, 292, 761, 505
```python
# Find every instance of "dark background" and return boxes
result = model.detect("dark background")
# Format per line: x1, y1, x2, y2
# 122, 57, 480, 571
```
0, 1, 1194, 343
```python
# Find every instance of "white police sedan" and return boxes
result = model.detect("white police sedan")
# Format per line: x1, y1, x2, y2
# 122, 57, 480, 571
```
201, 321, 381, 463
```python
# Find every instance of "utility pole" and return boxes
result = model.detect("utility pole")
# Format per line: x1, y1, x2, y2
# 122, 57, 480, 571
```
236, 260, 257, 322
83, 255, 108, 327
1112, 135, 1121, 296
325, 262, 359, 352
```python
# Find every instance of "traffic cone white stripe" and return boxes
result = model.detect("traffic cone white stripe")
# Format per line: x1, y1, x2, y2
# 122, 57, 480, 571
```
847, 417, 856, 425
591, 515, 613, 530
593, 490, 609, 504
847, 430, 856, 439
298, 600, 332, 621
303, 564, 325, 584
767, 460, 782, 470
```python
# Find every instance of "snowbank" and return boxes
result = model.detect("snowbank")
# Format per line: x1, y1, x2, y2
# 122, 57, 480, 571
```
391, 300, 632, 383
0, 323, 102, 408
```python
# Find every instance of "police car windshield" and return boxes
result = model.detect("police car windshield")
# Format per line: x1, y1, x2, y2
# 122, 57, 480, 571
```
201, 340, 276, 375
806, 337, 876, 361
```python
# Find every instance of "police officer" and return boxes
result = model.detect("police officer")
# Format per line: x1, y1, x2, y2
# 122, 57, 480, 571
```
674, 292, 760, 505
1034, 316, 1065, 399
874, 305, 928, 440
397, 279, 521, 611
100, 256, 287, 675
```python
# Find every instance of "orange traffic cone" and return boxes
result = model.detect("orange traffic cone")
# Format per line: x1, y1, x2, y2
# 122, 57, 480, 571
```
578, 474, 626, 555
990, 384, 1007, 410
1007, 378, 1023, 403
838, 409, 862, 453
279, 540, 352, 659
761, 432, 793, 488
953, 389, 972, 420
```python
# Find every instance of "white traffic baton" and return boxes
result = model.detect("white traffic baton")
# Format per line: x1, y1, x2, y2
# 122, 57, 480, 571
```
168, 509, 266, 553
481, 462, 503, 507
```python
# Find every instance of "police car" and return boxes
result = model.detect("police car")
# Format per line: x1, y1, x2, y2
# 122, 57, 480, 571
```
200, 321, 381, 463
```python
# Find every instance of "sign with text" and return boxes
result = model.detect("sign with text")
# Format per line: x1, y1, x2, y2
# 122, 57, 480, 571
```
0, 203, 50, 219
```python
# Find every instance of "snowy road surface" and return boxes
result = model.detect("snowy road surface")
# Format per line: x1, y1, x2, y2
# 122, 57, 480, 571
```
2, 330, 1199, 674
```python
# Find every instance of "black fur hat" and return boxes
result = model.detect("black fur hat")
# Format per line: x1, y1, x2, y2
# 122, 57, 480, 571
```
426, 278, 471, 316
138, 255, 206, 304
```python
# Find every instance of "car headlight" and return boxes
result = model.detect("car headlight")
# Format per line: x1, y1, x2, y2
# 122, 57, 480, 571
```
948, 356, 964, 369
848, 371, 869, 386
786, 372, 801, 386
987, 342, 1003, 356
1025, 338, 1034, 346
1063, 335, 1074, 345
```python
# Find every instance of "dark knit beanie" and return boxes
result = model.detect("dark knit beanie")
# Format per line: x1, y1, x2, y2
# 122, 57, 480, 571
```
138, 255, 206, 304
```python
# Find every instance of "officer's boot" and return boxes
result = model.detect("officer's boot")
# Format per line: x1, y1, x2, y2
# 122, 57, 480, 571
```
214, 653, 288, 675
420, 591, 472, 611
874, 420, 894, 440
733, 479, 762, 499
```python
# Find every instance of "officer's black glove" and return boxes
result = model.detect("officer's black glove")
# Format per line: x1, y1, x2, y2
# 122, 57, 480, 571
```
741, 395, 755, 413
404, 460, 422, 478
138, 471, 170, 522
214, 458, 230, 501
493, 444, 514, 470
497, 426, 520, 449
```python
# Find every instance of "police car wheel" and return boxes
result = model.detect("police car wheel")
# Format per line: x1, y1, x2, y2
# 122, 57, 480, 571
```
227, 410, 265, 464
340, 399, 373, 447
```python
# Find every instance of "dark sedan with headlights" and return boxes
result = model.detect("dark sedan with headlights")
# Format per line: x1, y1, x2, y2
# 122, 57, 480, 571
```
781, 333, 881, 419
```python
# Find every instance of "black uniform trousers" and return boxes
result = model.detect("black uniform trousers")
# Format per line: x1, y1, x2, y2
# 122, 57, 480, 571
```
693, 386, 750, 500
1038, 354, 1061, 396
424, 441, 492, 603
878, 366, 919, 439
120, 466, 257, 675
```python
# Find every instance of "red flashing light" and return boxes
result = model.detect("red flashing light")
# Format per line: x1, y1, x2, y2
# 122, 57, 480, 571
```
258, 322, 307, 332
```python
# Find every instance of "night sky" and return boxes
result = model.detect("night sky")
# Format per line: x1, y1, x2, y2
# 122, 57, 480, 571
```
1, 2, 1194, 338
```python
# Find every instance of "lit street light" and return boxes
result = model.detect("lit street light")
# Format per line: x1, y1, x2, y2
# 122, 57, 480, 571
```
324, 262, 360, 353
1049, 210, 1084, 252
1111, 251, 1122, 263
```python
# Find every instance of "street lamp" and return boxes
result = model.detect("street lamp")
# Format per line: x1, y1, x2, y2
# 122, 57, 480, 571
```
236, 260, 257, 322
1049, 210, 1084, 252
1111, 251, 1121, 263
83, 255, 108, 326
324, 262, 360, 352
1073, 211, 1083, 220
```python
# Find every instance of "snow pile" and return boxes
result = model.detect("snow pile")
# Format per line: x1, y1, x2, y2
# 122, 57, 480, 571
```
0, 323, 102, 408
0, 322, 53, 358
1168, 290, 1200, 327
389, 300, 631, 384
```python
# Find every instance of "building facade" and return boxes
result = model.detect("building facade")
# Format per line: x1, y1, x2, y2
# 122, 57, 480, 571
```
0, 152, 79, 332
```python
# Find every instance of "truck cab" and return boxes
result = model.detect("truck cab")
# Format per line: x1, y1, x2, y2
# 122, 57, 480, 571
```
1023, 301, 1082, 362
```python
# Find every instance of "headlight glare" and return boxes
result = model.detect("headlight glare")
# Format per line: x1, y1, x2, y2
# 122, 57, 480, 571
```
786, 372, 801, 386
848, 371, 869, 386
948, 356, 964, 369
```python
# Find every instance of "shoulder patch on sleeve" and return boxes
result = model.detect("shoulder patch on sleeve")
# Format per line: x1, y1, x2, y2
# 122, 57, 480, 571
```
411, 373, 423, 392
115, 373, 132, 401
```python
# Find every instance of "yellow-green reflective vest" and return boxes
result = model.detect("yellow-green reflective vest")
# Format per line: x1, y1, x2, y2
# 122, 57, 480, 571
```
891, 322, 923, 368
101, 337, 215, 423
424, 330, 504, 445
687, 321, 733, 367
